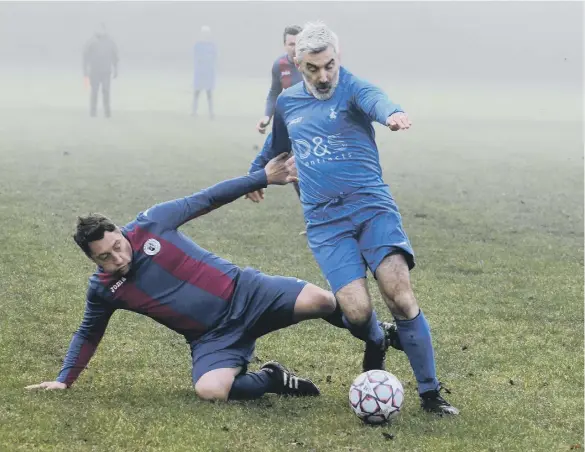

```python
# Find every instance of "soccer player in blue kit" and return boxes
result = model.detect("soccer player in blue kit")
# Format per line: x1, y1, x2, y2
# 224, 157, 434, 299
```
247, 22, 459, 415
25, 154, 400, 402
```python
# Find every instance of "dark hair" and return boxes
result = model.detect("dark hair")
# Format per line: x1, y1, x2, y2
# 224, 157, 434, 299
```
283, 25, 302, 43
73, 213, 117, 257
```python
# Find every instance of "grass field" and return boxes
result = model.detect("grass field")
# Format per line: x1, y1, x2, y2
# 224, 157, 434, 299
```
0, 70, 583, 451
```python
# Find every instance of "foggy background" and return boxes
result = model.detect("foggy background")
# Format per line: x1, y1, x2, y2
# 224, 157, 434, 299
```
0, 2, 582, 123
0, 1, 582, 83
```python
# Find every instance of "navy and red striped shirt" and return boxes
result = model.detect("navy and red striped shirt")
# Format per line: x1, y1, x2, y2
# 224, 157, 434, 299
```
264, 54, 303, 117
56, 171, 268, 386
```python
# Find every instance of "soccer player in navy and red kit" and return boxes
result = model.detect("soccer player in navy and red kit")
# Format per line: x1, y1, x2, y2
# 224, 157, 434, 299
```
256, 25, 303, 135
25, 154, 399, 401
253, 25, 305, 233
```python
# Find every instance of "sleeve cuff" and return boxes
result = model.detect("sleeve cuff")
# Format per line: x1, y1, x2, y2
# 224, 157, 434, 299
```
249, 169, 268, 188
378, 105, 403, 125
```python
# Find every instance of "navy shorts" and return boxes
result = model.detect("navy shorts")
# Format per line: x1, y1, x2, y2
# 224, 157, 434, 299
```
190, 268, 307, 384
305, 188, 415, 294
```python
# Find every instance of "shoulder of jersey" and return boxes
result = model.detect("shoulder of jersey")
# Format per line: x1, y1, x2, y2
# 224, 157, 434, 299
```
280, 81, 305, 101
88, 272, 109, 296
338, 66, 352, 82
275, 53, 289, 65
131, 211, 155, 229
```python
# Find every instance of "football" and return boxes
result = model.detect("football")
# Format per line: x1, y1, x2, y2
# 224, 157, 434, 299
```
348, 370, 404, 424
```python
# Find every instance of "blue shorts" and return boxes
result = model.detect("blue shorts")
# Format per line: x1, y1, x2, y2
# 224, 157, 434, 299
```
305, 189, 415, 294
190, 268, 307, 384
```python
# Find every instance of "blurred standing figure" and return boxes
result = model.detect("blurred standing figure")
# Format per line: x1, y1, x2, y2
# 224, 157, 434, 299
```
193, 25, 217, 119
83, 23, 119, 118
255, 25, 303, 134
252, 25, 305, 234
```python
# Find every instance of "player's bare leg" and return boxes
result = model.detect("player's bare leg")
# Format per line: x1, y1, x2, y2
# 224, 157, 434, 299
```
206, 90, 214, 119
102, 75, 111, 118
335, 279, 399, 372
192, 90, 201, 116
291, 283, 336, 321
89, 76, 99, 117
195, 367, 242, 401
195, 364, 319, 401
376, 253, 459, 415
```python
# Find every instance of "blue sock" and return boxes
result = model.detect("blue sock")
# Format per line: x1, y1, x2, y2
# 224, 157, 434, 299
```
395, 310, 440, 394
341, 310, 385, 348
228, 369, 276, 400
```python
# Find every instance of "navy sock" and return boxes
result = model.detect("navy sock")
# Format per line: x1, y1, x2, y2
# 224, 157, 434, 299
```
227, 369, 277, 400
395, 310, 440, 394
323, 303, 346, 329
342, 310, 385, 348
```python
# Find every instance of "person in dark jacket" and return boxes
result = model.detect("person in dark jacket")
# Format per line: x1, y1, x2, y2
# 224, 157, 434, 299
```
83, 24, 119, 118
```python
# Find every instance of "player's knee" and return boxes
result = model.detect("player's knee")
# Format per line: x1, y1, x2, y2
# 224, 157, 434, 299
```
337, 298, 372, 325
350, 308, 373, 326
342, 302, 373, 326
194, 372, 234, 401
336, 279, 372, 325
294, 284, 336, 320
314, 289, 336, 315
385, 287, 419, 320
194, 380, 231, 402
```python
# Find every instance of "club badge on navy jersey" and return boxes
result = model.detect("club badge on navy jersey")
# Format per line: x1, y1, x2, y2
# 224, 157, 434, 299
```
143, 238, 161, 256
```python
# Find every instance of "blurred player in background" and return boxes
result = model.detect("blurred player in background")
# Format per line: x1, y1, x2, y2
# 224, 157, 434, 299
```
192, 25, 217, 119
83, 23, 119, 118
254, 25, 305, 234
256, 25, 303, 134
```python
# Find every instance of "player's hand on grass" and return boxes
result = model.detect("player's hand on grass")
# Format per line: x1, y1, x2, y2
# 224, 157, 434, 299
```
245, 189, 265, 203
25, 381, 67, 391
387, 112, 412, 131
256, 116, 272, 134
265, 152, 298, 185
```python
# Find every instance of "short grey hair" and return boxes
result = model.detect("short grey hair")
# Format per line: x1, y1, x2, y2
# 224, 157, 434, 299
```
295, 21, 339, 63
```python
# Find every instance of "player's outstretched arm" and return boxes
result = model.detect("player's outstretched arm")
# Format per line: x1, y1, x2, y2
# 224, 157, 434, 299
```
386, 112, 412, 131
26, 293, 115, 391
249, 133, 276, 174
82, 39, 91, 77
247, 104, 293, 203
257, 61, 283, 133
352, 77, 411, 130
25, 381, 68, 391
111, 39, 119, 78
143, 153, 297, 227
250, 100, 292, 173
256, 115, 272, 134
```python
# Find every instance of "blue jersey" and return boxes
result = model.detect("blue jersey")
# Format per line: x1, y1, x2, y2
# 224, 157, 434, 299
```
56, 171, 268, 387
194, 40, 217, 90
250, 67, 403, 206
264, 54, 303, 117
